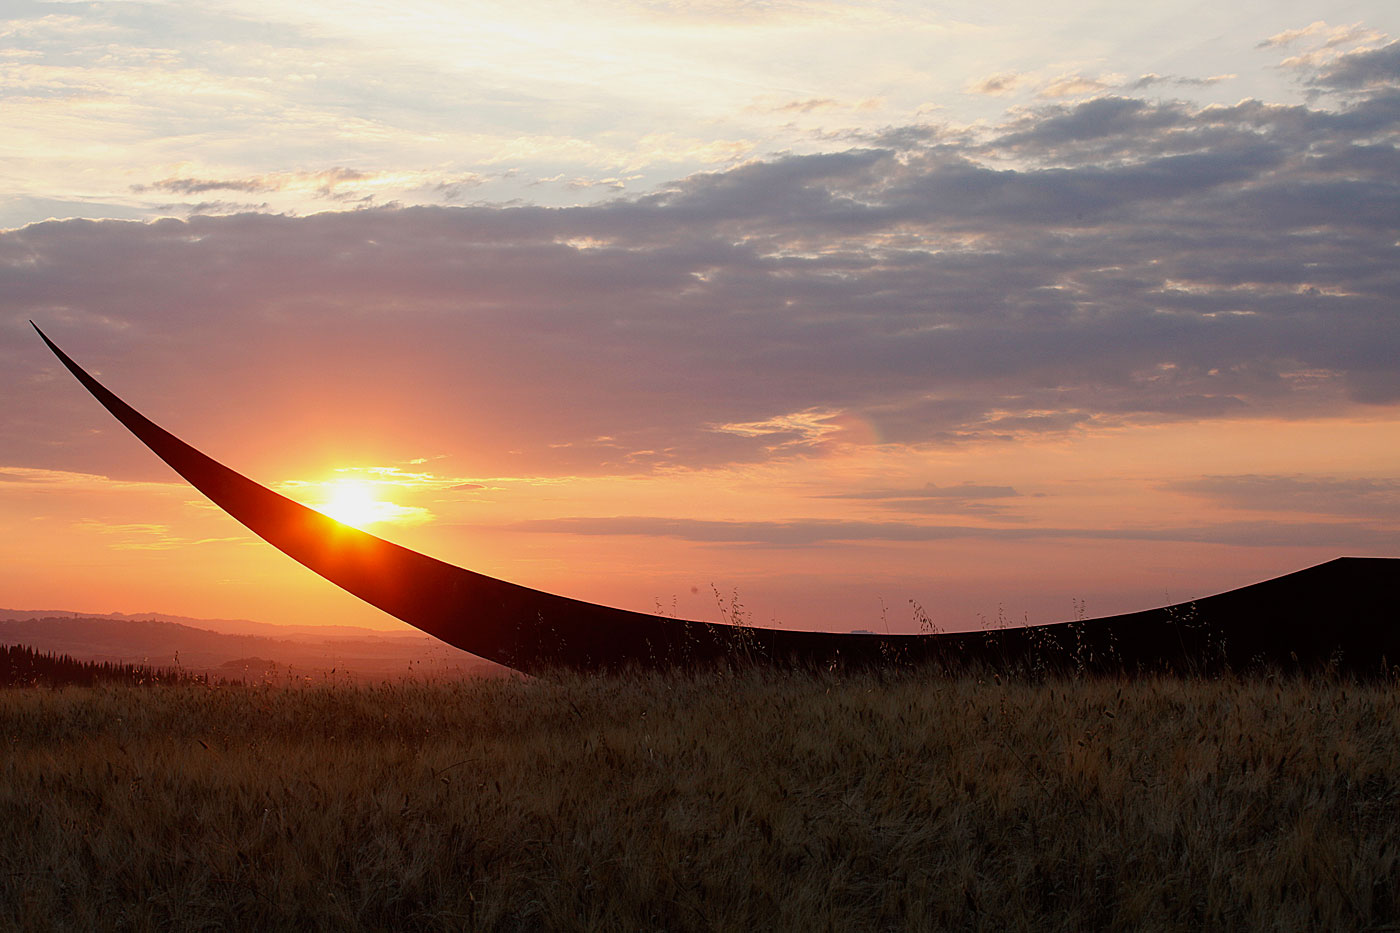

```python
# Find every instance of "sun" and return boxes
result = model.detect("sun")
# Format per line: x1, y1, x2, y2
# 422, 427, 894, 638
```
300, 473, 435, 530
319, 480, 391, 529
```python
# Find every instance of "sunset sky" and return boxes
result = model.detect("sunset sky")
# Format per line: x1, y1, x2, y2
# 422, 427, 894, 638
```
3, 0, 1398, 635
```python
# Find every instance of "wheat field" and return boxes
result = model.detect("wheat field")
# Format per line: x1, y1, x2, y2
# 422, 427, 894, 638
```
2, 668, 1398, 931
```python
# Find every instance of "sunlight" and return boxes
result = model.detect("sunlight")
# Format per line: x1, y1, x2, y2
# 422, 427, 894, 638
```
279, 471, 436, 530
318, 480, 401, 529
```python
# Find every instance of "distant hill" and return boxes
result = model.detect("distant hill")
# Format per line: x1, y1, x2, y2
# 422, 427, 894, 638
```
0, 607, 402, 638
1, 643, 215, 688
0, 614, 508, 681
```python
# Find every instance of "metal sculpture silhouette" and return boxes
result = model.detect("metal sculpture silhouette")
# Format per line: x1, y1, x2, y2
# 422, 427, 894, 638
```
34, 324, 1400, 675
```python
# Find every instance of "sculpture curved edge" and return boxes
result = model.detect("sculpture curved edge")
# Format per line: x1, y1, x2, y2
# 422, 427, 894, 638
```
34, 323, 1400, 675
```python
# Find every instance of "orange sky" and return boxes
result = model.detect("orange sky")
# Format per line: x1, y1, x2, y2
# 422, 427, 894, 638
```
2, 4, 1398, 638
3, 396, 1397, 633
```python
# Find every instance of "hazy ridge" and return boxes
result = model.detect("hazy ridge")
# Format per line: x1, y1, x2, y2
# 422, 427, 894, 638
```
0, 611, 506, 681
0, 607, 401, 638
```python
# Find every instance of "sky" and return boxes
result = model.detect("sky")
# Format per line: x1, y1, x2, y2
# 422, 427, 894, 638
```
2, 0, 1398, 635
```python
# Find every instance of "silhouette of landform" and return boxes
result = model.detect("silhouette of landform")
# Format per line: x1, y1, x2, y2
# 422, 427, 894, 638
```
0, 642, 213, 687
35, 324, 1399, 675
0, 613, 505, 681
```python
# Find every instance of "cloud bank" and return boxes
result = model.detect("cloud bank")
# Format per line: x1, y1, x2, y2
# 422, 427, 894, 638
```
3, 41, 1398, 486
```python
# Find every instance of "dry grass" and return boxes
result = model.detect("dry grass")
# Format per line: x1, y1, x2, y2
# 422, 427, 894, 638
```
2, 668, 1398, 931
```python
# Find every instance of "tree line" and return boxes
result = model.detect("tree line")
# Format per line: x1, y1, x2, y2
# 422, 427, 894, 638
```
1, 643, 216, 687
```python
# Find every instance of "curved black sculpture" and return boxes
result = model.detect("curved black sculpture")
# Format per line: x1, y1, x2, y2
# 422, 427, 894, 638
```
35, 324, 1400, 675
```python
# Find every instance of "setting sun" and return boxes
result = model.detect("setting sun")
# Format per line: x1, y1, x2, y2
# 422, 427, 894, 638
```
318, 480, 396, 529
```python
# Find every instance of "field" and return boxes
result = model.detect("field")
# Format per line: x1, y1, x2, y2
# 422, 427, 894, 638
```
3, 668, 1399, 931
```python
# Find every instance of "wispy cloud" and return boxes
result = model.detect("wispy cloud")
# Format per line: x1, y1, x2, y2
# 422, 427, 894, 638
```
819, 483, 1020, 501
1166, 474, 1400, 520
506, 515, 1398, 550
966, 72, 1023, 96
1128, 73, 1236, 89
0, 466, 180, 494
1037, 73, 1118, 99
815, 482, 1023, 517
132, 168, 381, 199
1258, 20, 1380, 50
1262, 20, 1392, 74
70, 520, 246, 551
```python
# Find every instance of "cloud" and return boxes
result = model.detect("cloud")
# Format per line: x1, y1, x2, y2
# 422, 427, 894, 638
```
708, 409, 843, 449
434, 176, 487, 201
0, 466, 180, 494
1037, 74, 1115, 99
136, 177, 280, 196
816, 481, 1023, 516
69, 520, 246, 551
771, 98, 840, 113
1309, 40, 1400, 90
1258, 21, 1377, 50
4, 65, 1399, 479
820, 483, 1019, 500
132, 168, 375, 199
1262, 21, 1391, 74
966, 73, 1023, 96
1166, 474, 1400, 520
1128, 73, 1235, 90
757, 96, 883, 114
506, 515, 1397, 550
565, 177, 628, 191
158, 200, 271, 216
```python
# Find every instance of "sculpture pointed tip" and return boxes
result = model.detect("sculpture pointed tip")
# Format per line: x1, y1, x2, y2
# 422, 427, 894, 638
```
30, 322, 64, 358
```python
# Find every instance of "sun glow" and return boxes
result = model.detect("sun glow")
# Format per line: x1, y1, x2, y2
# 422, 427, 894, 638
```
318, 480, 400, 529
284, 471, 437, 530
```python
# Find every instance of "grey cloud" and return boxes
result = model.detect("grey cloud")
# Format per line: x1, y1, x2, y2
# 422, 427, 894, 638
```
1310, 40, 1400, 90
861, 123, 960, 151
435, 179, 485, 202
131, 168, 373, 198
162, 201, 271, 216
1128, 73, 1234, 89
1167, 474, 1400, 520
4, 72, 1399, 478
134, 176, 279, 195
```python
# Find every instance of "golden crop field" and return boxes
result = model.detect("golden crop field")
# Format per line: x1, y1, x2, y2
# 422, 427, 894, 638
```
3, 668, 1398, 931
